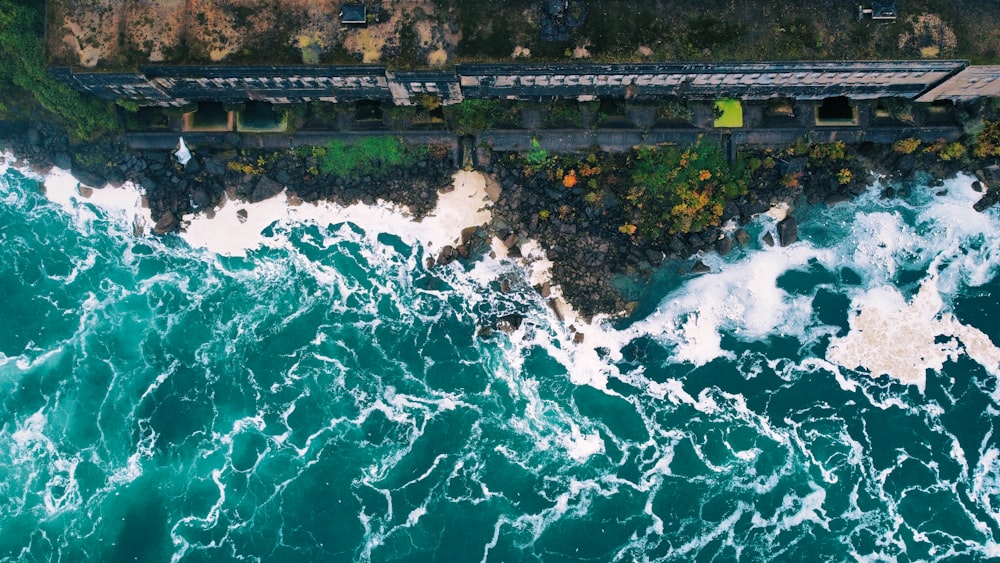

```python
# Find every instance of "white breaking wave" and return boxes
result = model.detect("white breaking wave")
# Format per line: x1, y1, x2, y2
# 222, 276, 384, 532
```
180, 169, 492, 257
23, 155, 1000, 393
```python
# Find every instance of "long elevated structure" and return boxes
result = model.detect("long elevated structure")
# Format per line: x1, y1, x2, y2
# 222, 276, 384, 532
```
51, 61, 970, 108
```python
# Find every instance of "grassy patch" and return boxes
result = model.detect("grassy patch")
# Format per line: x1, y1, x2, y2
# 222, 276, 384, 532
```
316, 137, 426, 176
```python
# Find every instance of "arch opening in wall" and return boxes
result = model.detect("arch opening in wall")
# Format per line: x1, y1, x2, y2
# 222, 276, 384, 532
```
815, 96, 857, 126
355, 100, 384, 122
183, 102, 234, 132
925, 99, 957, 125
237, 101, 287, 132
763, 98, 797, 127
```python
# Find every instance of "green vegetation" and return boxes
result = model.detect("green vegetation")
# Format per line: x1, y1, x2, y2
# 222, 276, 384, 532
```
893, 137, 922, 154
0, 0, 119, 140
315, 137, 427, 177
626, 140, 750, 237
938, 141, 967, 161
445, 100, 494, 134
657, 99, 694, 124
525, 137, 549, 166
974, 120, 1000, 158
808, 141, 847, 164
444, 100, 512, 135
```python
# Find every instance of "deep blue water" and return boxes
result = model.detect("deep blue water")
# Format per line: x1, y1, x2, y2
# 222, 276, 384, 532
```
2, 162, 1000, 562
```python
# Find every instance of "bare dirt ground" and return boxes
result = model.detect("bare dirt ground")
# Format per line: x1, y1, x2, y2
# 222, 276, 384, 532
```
48, 0, 461, 68
46, 0, 1000, 69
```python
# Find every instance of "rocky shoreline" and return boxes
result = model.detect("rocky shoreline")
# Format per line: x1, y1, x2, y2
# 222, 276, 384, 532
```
3, 119, 998, 321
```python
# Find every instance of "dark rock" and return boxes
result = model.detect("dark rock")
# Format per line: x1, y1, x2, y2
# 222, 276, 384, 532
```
825, 193, 851, 206
691, 260, 711, 274
537, 281, 551, 298
974, 189, 1000, 212
763, 232, 775, 247
275, 169, 292, 185
777, 216, 798, 246
715, 236, 733, 256
436, 245, 458, 266
781, 156, 808, 176
497, 313, 523, 333
53, 152, 72, 170
191, 188, 212, 209
734, 228, 750, 247
105, 168, 126, 185
644, 249, 664, 265
461, 226, 480, 245
74, 169, 107, 189
205, 159, 226, 176
973, 181, 984, 193
668, 237, 688, 255
895, 153, 917, 177
236, 209, 248, 224
184, 158, 203, 175
153, 211, 179, 234
251, 177, 284, 202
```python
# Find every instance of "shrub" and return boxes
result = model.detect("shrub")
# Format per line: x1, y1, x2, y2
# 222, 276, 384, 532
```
781, 173, 801, 188
939, 142, 966, 161
836, 168, 852, 185
893, 137, 921, 154
809, 141, 847, 163
525, 137, 548, 165
974, 120, 1000, 158
628, 140, 750, 237
0, 1, 119, 140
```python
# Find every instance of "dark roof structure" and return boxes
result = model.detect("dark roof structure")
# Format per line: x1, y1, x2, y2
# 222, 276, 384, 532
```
340, 4, 366, 24
871, 1, 898, 20
456, 61, 966, 101
540, 0, 585, 42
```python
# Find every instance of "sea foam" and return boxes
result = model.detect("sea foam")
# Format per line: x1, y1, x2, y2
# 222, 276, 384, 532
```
180, 169, 492, 257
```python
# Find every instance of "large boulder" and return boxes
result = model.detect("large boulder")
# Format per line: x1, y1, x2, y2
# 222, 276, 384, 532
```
777, 216, 798, 246
974, 188, 1000, 212
251, 176, 284, 202
153, 211, 179, 234
715, 235, 733, 256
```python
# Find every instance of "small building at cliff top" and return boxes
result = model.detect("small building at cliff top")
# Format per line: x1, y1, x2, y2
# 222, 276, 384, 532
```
339, 4, 366, 25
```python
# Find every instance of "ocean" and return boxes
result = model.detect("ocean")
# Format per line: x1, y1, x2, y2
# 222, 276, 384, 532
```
2, 155, 1000, 562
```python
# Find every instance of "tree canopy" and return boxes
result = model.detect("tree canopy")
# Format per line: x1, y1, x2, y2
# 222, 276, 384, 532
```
0, 0, 119, 140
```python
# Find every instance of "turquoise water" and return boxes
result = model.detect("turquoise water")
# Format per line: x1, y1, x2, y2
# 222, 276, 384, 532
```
2, 163, 1000, 562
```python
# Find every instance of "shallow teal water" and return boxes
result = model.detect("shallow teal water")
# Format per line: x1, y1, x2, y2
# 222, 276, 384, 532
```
2, 165, 1000, 562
